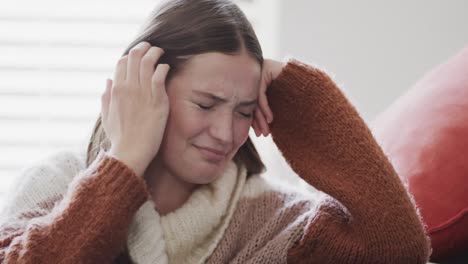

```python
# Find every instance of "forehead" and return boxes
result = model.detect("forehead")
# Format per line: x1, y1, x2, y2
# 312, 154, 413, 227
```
171, 52, 261, 100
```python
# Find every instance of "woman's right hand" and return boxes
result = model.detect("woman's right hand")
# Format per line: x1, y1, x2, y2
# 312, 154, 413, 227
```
101, 42, 170, 177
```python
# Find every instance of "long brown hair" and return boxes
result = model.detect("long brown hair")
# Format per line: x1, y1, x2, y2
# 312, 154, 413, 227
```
86, 0, 265, 177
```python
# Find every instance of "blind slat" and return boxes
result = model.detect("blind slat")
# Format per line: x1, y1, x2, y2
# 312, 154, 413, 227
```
0, 46, 120, 71
0, 146, 84, 173
1, 1, 156, 21
0, 95, 100, 119
0, 0, 268, 203
0, 21, 138, 46
0, 120, 94, 143
0, 169, 24, 197
0, 71, 109, 95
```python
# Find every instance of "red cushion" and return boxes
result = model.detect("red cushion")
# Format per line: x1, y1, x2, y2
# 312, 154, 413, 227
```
372, 47, 468, 262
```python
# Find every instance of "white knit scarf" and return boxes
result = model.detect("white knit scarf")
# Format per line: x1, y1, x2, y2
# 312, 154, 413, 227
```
127, 160, 247, 264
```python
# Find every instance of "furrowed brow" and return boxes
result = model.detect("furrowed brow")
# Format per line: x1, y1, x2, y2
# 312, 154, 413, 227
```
193, 90, 257, 106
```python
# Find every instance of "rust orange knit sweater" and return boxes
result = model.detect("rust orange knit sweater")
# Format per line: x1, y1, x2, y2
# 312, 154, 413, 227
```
0, 60, 431, 263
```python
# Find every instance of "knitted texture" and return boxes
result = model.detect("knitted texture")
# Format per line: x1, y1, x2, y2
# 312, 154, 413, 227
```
268, 60, 431, 263
0, 60, 431, 263
160, 160, 248, 263
0, 148, 150, 263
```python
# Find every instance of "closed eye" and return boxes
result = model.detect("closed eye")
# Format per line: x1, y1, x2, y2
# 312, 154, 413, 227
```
197, 103, 252, 119
197, 104, 213, 110
239, 112, 252, 118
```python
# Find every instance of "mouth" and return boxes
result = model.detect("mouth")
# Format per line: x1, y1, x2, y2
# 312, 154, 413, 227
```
194, 145, 227, 163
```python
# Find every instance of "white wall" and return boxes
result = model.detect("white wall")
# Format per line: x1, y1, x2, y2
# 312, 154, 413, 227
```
251, 0, 467, 190
277, 0, 468, 123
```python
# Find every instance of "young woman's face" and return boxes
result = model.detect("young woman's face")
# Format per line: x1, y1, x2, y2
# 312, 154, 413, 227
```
157, 52, 261, 184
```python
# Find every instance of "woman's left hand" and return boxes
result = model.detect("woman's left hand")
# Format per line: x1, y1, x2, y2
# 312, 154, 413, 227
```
252, 58, 285, 137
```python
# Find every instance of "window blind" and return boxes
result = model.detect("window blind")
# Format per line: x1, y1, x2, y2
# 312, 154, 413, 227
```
0, 0, 276, 205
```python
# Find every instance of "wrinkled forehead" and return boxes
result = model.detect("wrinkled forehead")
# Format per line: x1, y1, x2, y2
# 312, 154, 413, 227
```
172, 52, 261, 100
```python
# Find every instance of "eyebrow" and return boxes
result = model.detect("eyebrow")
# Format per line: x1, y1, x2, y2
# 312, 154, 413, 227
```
193, 90, 258, 106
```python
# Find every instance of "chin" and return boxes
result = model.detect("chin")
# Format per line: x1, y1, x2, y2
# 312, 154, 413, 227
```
190, 165, 225, 184
170, 147, 234, 185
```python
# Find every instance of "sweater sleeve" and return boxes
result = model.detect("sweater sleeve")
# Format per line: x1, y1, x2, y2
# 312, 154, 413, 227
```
267, 60, 431, 264
0, 148, 150, 263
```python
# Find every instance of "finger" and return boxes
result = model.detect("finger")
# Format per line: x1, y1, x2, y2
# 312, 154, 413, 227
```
258, 73, 274, 124
255, 107, 270, 137
254, 109, 263, 136
114, 55, 128, 84
151, 64, 171, 99
101, 79, 112, 120
127, 42, 151, 86
140, 46, 165, 92
251, 115, 259, 137
251, 117, 261, 137
259, 88, 274, 124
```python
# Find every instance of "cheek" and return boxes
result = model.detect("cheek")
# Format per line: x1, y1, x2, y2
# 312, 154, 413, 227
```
233, 120, 252, 149
168, 101, 207, 141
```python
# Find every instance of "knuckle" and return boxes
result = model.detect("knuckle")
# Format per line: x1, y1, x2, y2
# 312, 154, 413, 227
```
113, 81, 123, 89
111, 84, 125, 95
139, 41, 151, 49
142, 47, 164, 63
153, 46, 165, 56
152, 75, 165, 87
117, 56, 128, 65
110, 86, 119, 96
141, 56, 155, 67
129, 47, 145, 58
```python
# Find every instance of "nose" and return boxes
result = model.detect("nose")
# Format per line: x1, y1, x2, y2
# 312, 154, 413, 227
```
209, 112, 234, 146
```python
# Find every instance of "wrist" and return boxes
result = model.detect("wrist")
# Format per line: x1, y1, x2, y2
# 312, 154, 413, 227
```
108, 148, 148, 177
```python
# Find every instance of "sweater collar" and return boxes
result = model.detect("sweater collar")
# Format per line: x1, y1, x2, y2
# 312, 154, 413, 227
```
160, 160, 247, 264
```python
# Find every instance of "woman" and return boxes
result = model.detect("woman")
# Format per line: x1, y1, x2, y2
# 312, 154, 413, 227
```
0, 0, 430, 263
